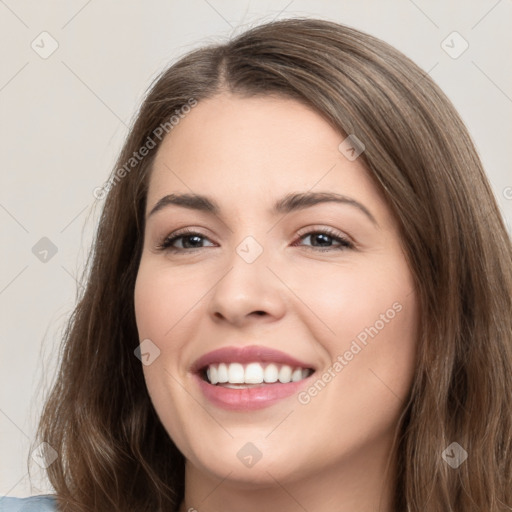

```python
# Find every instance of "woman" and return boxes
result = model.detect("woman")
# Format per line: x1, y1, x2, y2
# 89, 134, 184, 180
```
3, 17, 511, 512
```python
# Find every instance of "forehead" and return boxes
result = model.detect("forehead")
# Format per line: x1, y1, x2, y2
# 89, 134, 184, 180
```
146, 93, 389, 221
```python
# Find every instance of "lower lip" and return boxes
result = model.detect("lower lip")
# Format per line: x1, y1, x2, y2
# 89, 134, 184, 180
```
194, 373, 314, 411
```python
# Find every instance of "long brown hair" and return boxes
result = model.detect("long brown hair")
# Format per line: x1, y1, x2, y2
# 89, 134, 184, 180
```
33, 18, 512, 511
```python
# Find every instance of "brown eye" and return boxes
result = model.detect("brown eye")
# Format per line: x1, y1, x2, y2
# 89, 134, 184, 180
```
295, 228, 353, 251
157, 230, 215, 252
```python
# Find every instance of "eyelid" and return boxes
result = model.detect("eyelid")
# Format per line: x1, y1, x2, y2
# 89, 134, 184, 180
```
155, 227, 214, 251
295, 225, 353, 243
156, 225, 355, 253
294, 226, 354, 251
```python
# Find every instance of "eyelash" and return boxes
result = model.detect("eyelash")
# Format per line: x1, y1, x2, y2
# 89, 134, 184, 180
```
155, 227, 354, 253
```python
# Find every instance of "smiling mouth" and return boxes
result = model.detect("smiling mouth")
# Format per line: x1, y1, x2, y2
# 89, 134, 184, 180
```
200, 362, 315, 388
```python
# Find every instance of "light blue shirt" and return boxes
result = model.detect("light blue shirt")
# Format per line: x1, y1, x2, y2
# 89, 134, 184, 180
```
0, 495, 57, 512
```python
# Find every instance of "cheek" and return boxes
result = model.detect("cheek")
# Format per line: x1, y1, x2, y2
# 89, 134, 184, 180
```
289, 277, 418, 466
292, 253, 418, 407
134, 260, 208, 341
133, 262, 199, 451
290, 255, 416, 349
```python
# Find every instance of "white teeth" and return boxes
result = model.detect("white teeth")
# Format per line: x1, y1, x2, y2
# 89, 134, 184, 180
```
245, 362, 264, 384
278, 365, 292, 383
217, 363, 228, 383
227, 362, 245, 383
291, 368, 303, 382
264, 363, 279, 383
207, 365, 218, 385
204, 362, 312, 385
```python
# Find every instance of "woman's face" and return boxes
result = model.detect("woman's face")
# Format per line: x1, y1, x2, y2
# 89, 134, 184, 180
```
134, 93, 418, 488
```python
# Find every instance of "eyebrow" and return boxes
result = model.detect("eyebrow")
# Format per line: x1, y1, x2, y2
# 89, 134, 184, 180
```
147, 191, 378, 226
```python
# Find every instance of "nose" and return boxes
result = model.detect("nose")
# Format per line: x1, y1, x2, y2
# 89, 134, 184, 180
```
207, 243, 287, 328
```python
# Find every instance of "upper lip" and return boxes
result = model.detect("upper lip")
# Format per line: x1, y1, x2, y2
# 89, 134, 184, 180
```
191, 345, 316, 374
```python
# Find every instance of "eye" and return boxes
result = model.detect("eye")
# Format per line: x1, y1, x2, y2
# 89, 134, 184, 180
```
155, 227, 354, 253
294, 228, 353, 252
156, 228, 215, 252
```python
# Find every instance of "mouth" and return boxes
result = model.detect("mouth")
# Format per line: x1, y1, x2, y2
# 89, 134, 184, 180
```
200, 362, 314, 388
191, 345, 317, 410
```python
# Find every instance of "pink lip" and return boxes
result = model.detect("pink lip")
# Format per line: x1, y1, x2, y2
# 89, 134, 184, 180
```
191, 345, 315, 373
194, 374, 315, 410
190, 345, 316, 411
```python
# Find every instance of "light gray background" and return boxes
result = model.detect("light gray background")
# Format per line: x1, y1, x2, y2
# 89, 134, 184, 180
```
1, 0, 511, 497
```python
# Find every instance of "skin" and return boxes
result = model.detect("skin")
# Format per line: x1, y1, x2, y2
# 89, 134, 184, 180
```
134, 92, 419, 512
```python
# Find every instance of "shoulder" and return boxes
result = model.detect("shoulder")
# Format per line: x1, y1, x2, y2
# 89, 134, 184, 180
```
0, 496, 57, 512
